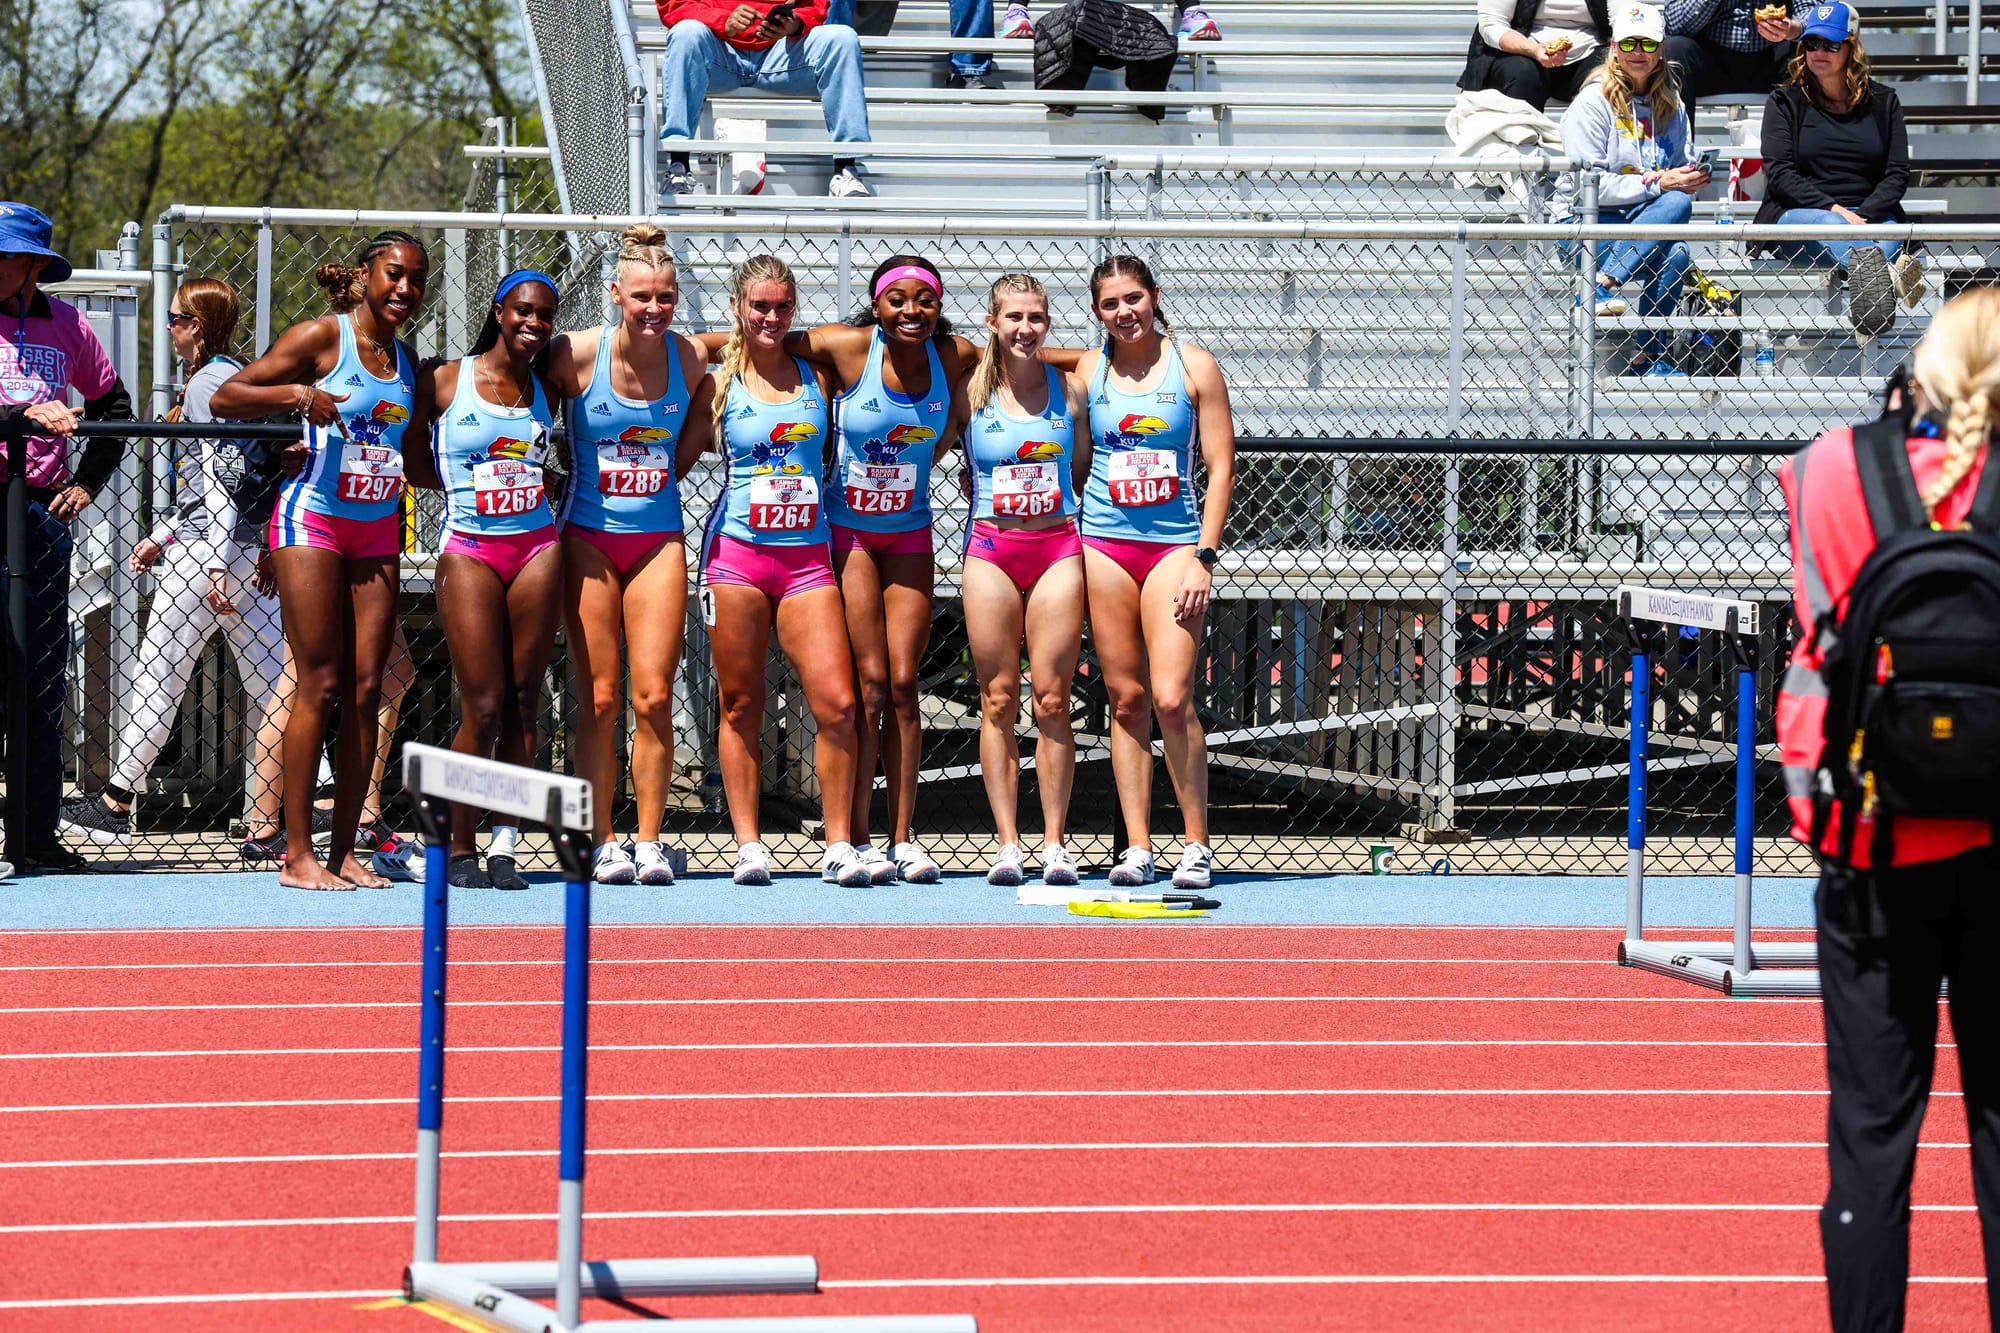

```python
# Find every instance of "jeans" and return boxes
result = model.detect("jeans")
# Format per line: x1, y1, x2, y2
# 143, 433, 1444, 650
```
1774, 207, 1903, 270
0, 496, 73, 848
660, 21, 872, 144
825, 0, 994, 75
1597, 191, 1694, 365
1660, 34, 1794, 118
1816, 849, 2000, 1332
1473, 51, 1596, 112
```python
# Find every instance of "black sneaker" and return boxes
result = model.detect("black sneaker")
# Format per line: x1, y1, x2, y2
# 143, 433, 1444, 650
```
57, 794, 132, 846
354, 819, 396, 853
310, 806, 335, 847
242, 829, 287, 863
664, 161, 698, 196
20, 841, 91, 872
946, 71, 1004, 90
447, 853, 490, 889
487, 854, 530, 891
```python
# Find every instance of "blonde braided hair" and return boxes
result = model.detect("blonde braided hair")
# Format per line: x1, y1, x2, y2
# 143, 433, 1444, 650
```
710, 253, 796, 443
1913, 287, 2000, 518
616, 222, 676, 283
969, 273, 1047, 413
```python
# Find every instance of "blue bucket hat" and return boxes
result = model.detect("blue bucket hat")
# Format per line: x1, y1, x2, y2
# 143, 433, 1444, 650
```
1802, 3, 1854, 42
0, 203, 73, 284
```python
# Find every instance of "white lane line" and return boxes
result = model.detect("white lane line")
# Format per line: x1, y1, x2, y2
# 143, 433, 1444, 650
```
816, 1273, 1982, 1290
0, 956, 1618, 972
3, 1200, 1983, 1236
0, 994, 1821, 1014
12, 1085, 1952, 1115
0, 1289, 399, 1311
0, 1038, 1840, 1063
1, 1137, 1975, 1175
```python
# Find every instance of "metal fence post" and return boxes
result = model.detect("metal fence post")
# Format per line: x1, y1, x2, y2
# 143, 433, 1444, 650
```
836, 224, 854, 323
1971, 0, 1985, 103
109, 227, 143, 751
253, 215, 274, 355
1577, 175, 1599, 438
4, 418, 25, 867
1936, 0, 1950, 55
1427, 228, 1469, 835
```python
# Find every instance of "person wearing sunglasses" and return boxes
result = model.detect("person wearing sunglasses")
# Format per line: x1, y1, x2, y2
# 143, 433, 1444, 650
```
1756, 3, 1919, 340
1549, 4, 1710, 377
1662, 0, 1801, 117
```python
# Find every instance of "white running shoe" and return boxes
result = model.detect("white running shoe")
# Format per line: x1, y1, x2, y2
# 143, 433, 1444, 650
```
822, 840, 873, 888
1000, 3, 1035, 37
635, 840, 676, 886
828, 167, 872, 198
857, 843, 898, 885
1040, 844, 1079, 887
1108, 846, 1156, 887
894, 840, 941, 884
1172, 841, 1214, 890
732, 841, 773, 886
986, 842, 1028, 887
593, 841, 637, 885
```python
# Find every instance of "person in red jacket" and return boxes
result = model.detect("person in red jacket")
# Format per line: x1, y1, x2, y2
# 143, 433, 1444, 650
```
657, 0, 872, 198
1777, 286, 2000, 1332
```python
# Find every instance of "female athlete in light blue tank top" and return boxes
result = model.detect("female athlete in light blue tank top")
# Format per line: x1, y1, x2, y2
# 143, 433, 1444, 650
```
208, 230, 430, 893
959, 274, 1092, 890
547, 226, 713, 883
700, 255, 975, 885
404, 270, 567, 892
1069, 254, 1238, 894
695, 253, 871, 891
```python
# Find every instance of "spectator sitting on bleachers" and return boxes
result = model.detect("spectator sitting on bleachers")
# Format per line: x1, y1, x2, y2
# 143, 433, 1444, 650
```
657, 0, 872, 197
1664, 0, 1802, 114
1459, 0, 1611, 111
826, 0, 1032, 88
1035, 0, 1192, 119
1756, 2, 1921, 339
1549, 3, 1713, 376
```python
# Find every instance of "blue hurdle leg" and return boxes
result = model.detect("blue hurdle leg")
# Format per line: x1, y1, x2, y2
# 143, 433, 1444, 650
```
414, 808, 451, 1266
1733, 651, 1757, 976
1625, 646, 1650, 943
557, 865, 591, 1328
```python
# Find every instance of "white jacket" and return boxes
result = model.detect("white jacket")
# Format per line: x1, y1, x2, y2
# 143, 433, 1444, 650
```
1446, 90, 1565, 212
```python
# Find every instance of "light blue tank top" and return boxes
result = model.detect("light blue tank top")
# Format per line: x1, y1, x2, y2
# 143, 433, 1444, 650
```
823, 329, 950, 535
276, 313, 413, 527
708, 358, 830, 548
433, 358, 556, 539
560, 326, 689, 535
1079, 341, 1201, 545
967, 365, 1077, 523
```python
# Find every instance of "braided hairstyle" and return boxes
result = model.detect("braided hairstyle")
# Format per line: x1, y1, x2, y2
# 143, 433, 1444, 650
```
711, 253, 798, 443
1088, 254, 1178, 345
1914, 287, 2000, 517
314, 231, 428, 314
968, 273, 1048, 414
615, 221, 676, 285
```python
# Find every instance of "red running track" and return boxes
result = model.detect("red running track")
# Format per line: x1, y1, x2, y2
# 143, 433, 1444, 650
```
0, 924, 1984, 1331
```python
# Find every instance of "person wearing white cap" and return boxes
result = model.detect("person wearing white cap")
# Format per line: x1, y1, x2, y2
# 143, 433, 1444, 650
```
1664, 0, 1804, 116
1548, 5, 1712, 377
1756, 2, 1920, 340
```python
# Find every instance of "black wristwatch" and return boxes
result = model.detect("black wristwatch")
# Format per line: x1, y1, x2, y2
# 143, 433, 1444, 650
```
1194, 546, 1220, 568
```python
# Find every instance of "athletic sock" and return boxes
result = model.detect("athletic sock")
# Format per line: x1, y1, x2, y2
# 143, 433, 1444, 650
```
489, 824, 519, 860
102, 783, 135, 809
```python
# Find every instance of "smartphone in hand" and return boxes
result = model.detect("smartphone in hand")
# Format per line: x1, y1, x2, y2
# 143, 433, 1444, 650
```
1694, 149, 1717, 176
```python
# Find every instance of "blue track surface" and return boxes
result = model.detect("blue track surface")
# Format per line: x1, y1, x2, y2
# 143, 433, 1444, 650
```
0, 870, 1818, 930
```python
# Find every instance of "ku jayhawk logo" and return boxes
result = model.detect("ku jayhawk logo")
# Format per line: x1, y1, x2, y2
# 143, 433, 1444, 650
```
752, 420, 817, 473
617, 425, 673, 446
1102, 413, 1168, 452
861, 422, 936, 465
1015, 440, 1064, 463
344, 397, 409, 447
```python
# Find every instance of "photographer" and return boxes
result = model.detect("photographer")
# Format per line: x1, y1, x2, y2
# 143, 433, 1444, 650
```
1777, 287, 2000, 1331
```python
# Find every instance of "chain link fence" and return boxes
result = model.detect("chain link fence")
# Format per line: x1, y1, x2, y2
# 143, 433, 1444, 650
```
36, 206, 1990, 877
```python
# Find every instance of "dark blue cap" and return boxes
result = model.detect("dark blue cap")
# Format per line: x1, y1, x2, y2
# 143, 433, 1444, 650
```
0, 203, 72, 284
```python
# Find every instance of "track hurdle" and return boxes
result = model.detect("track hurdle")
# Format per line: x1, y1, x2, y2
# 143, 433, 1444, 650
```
397, 743, 978, 1333
1611, 587, 1818, 998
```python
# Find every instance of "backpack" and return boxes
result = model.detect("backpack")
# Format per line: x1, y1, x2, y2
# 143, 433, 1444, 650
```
1812, 414, 2000, 869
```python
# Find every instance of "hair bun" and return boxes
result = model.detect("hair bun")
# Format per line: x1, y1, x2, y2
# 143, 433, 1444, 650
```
621, 222, 669, 251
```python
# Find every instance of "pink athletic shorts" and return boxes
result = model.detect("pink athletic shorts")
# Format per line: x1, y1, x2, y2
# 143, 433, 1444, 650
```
704, 533, 837, 603
1083, 534, 1185, 588
830, 524, 934, 558
564, 525, 680, 579
966, 519, 1082, 593
442, 525, 559, 586
268, 507, 401, 561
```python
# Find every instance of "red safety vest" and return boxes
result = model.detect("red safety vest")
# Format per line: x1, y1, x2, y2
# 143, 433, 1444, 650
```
1777, 423, 1995, 868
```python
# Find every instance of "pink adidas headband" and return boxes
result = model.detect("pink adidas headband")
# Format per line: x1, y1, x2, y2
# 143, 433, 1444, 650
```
873, 264, 942, 299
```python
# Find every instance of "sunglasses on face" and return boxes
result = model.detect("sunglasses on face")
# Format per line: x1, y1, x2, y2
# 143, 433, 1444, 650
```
1617, 36, 1661, 51
165, 311, 199, 328
1802, 36, 1848, 51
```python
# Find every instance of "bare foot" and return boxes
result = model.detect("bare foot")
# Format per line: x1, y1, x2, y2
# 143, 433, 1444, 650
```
328, 852, 391, 889
280, 852, 357, 892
